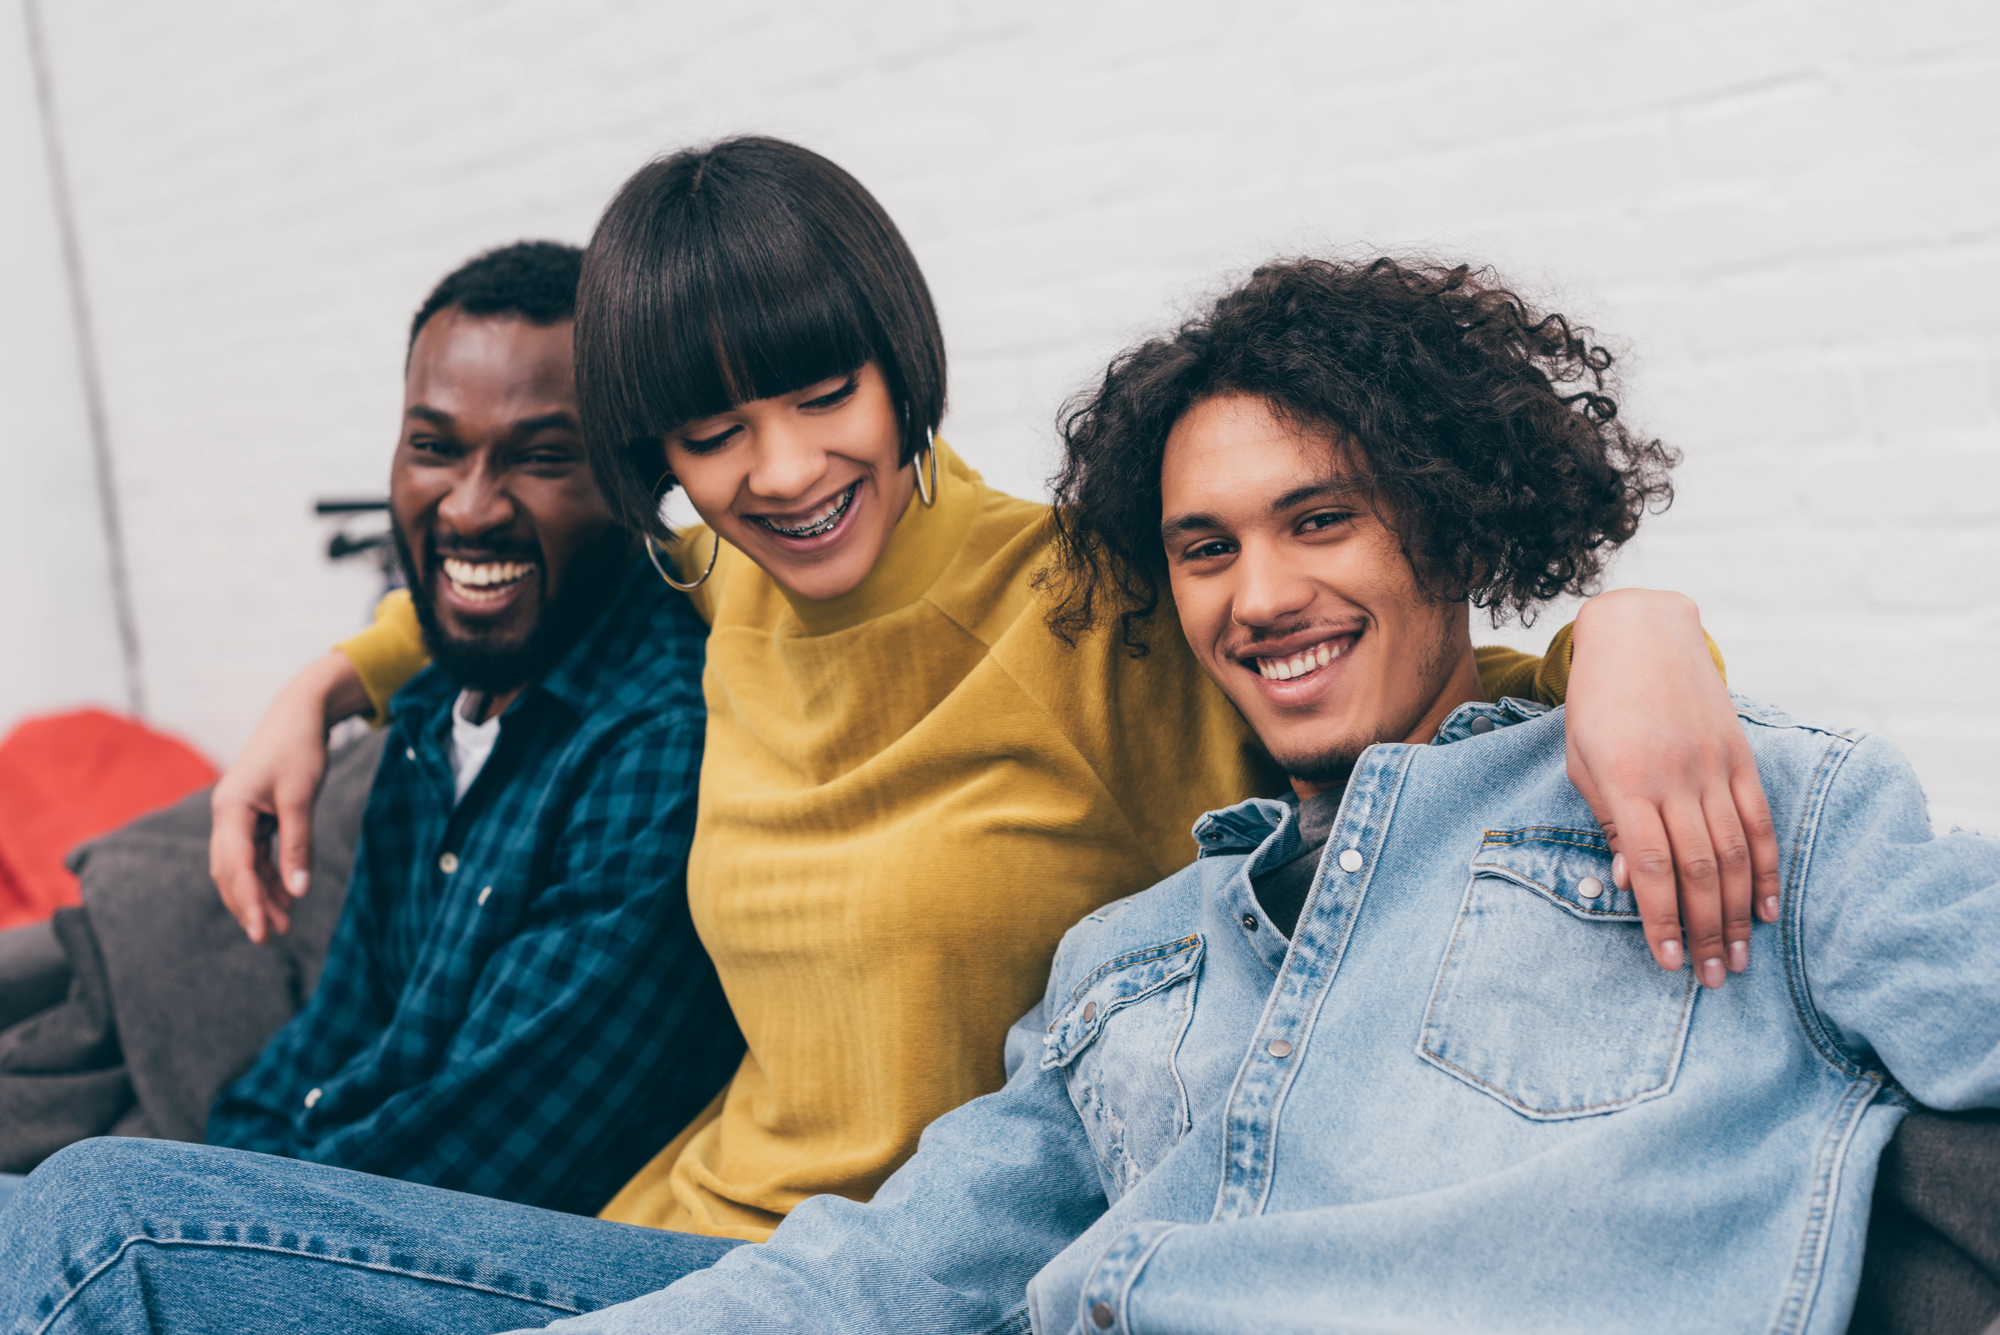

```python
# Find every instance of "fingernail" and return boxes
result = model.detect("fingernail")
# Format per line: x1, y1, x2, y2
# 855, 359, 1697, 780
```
288, 870, 310, 897
1611, 853, 1627, 890
1658, 938, 1683, 971
1727, 940, 1749, 973
1762, 895, 1779, 921
1700, 957, 1725, 990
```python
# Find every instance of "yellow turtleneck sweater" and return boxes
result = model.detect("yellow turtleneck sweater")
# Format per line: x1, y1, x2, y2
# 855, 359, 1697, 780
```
338, 443, 1611, 1240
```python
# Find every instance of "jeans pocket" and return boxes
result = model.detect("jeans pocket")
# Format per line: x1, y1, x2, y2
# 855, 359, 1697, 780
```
1418, 828, 1696, 1119
1041, 935, 1203, 1196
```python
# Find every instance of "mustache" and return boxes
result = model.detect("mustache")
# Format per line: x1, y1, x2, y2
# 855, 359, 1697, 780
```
426, 533, 544, 565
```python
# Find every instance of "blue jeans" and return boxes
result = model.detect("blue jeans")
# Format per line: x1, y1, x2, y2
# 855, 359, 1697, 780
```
0, 1139, 742, 1334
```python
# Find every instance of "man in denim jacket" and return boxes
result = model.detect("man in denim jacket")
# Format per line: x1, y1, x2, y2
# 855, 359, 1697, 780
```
3, 258, 1993, 1334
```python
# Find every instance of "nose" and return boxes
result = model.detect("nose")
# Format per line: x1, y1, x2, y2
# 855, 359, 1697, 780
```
435, 459, 516, 539
742, 423, 830, 505
1229, 539, 1316, 629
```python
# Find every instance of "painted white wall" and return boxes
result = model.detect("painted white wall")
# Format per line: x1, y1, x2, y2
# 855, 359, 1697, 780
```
21, 0, 2000, 827
0, 2, 128, 735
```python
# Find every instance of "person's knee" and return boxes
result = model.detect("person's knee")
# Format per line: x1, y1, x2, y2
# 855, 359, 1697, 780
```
19, 1136, 185, 1221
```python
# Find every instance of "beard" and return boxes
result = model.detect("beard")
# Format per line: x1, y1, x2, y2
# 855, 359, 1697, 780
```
394, 523, 635, 695
1267, 604, 1466, 789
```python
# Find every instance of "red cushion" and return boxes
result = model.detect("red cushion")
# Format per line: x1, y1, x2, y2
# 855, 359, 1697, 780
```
0, 709, 218, 930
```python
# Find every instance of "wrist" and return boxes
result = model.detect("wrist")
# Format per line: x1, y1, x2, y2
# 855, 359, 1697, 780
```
1576, 588, 1700, 640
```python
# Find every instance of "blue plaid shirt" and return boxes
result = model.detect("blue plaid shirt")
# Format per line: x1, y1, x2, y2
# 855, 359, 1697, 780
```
209, 557, 742, 1215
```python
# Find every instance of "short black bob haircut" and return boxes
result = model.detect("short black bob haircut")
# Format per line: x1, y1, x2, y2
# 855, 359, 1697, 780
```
575, 136, 947, 542
1045, 256, 1679, 652
409, 240, 584, 352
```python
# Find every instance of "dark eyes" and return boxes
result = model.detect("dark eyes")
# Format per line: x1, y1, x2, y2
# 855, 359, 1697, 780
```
1299, 510, 1354, 533
1184, 539, 1235, 561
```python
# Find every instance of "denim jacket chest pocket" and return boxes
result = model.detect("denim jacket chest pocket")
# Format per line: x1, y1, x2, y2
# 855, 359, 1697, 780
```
1041, 935, 1203, 1198
1419, 829, 1697, 1119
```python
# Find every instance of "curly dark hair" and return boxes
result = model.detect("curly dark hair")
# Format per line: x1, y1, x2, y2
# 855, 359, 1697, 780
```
1043, 256, 1679, 652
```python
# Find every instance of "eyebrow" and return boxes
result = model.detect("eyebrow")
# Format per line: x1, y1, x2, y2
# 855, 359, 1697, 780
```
1159, 477, 1362, 542
404, 407, 582, 435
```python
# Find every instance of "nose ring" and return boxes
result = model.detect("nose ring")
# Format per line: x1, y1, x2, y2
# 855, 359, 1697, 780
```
1230, 607, 1246, 628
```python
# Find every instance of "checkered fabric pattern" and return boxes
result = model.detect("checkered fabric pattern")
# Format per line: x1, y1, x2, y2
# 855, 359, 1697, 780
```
209, 558, 741, 1216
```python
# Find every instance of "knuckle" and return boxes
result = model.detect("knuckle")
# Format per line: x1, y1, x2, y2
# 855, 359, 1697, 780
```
1679, 855, 1719, 884
1716, 840, 1752, 871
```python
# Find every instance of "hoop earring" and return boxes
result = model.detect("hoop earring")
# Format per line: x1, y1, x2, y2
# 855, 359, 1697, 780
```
646, 469, 719, 591
913, 428, 938, 508
647, 532, 719, 592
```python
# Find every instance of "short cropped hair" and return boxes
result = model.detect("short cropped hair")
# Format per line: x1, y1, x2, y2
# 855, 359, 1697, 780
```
1044, 256, 1679, 652
574, 136, 947, 541
409, 240, 584, 350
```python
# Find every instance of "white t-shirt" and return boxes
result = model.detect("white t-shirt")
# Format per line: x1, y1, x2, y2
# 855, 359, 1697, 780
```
449, 691, 503, 805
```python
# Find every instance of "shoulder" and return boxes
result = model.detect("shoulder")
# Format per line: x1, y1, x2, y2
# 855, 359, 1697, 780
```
1045, 858, 1215, 998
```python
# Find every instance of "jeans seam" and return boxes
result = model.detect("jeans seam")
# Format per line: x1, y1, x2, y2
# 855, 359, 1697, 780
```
32, 1234, 592, 1335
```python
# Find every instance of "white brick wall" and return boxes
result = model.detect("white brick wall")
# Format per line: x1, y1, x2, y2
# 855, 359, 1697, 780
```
15, 0, 2000, 828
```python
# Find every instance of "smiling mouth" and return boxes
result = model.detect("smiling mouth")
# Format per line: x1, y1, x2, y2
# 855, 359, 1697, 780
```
1248, 631, 1358, 682
750, 482, 858, 539
441, 557, 537, 605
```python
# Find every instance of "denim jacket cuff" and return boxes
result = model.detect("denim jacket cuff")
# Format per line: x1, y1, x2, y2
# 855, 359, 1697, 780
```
1076, 1220, 1182, 1333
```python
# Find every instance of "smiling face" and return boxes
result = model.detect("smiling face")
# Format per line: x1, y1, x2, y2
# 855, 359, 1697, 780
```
392, 307, 626, 700
1160, 394, 1486, 796
659, 359, 915, 602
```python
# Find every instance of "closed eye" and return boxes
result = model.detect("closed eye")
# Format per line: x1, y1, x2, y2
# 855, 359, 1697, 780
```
799, 375, 860, 411
679, 423, 743, 454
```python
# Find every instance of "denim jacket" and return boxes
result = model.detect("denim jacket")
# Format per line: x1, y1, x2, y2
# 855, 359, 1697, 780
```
550, 697, 2000, 1335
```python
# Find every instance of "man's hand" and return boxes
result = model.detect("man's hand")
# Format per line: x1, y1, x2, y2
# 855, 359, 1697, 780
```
209, 651, 372, 944
1564, 589, 1781, 990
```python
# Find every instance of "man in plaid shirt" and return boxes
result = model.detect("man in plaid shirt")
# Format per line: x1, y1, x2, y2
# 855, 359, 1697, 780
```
204, 242, 741, 1215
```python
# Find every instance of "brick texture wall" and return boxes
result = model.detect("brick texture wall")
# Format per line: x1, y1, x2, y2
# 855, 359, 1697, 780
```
28, 0, 2000, 827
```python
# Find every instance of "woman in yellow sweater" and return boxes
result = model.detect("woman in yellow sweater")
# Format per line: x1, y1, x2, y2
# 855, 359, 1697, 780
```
212, 137, 1772, 1242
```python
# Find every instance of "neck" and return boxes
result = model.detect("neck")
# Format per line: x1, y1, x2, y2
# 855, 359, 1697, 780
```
1287, 643, 1486, 803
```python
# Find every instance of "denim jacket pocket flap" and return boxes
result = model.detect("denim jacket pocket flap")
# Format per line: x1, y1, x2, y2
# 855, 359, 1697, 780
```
1042, 935, 1203, 1071
1470, 828, 1641, 919
1419, 829, 1696, 1120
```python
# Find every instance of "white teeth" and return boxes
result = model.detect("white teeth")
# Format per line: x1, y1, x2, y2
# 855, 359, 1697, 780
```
1254, 637, 1350, 681
442, 558, 535, 600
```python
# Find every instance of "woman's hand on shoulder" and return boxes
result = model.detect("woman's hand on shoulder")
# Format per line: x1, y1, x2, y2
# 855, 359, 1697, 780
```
1563, 589, 1780, 990
209, 651, 370, 944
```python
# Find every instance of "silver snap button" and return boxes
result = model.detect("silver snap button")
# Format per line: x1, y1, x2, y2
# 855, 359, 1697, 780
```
1469, 715, 1495, 735
1082, 1001, 1097, 1023
1243, 913, 1258, 932
1092, 1301, 1115, 1329
438, 852, 459, 874
304, 1087, 322, 1109
1577, 876, 1605, 900
1268, 1039, 1294, 1058
477, 886, 493, 906
1337, 848, 1364, 873
404, 746, 417, 761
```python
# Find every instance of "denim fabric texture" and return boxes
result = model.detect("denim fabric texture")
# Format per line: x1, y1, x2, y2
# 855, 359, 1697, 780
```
524, 695, 1999, 1335
0, 1140, 741, 1334
207, 557, 743, 1214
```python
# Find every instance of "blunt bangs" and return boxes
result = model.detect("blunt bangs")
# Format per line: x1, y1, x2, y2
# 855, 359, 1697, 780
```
576, 138, 947, 540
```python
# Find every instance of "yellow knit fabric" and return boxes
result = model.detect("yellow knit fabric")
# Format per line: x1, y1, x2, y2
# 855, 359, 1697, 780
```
334, 443, 1655, 1240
